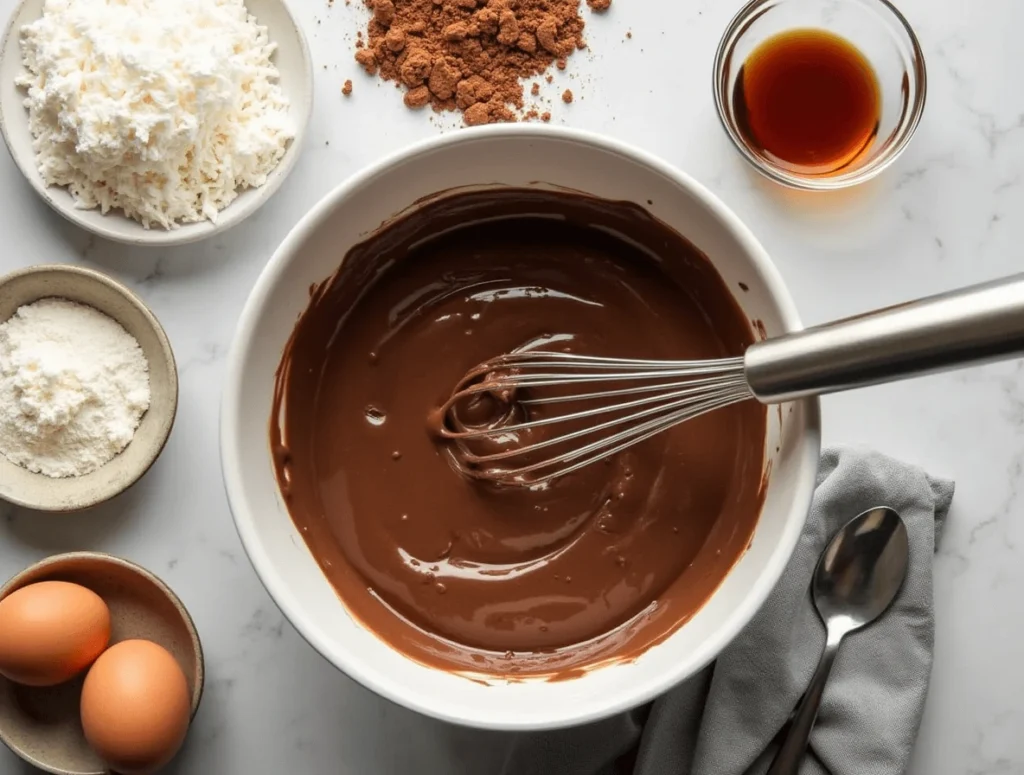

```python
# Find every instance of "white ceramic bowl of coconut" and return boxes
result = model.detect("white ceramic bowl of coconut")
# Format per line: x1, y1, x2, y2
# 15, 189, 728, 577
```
0, 0, 313, 246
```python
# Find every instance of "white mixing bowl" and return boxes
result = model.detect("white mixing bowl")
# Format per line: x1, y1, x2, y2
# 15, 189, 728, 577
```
221, 126, 822, 731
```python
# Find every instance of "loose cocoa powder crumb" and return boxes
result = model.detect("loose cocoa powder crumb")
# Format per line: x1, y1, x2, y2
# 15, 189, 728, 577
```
355, 48, 378, 74
456, 75, 494, 109
374, 0, 396, 25
562, 88, 573, 103
541, 111, 551, 122
386, 27, 407, 50
586, 0, 610, 10
625, 30, 632, 39
405, 85, 431, 107
545, 74, 553, 83
342, 79, 354, 95
530, 82, 540, 96
358, 0, 593, 126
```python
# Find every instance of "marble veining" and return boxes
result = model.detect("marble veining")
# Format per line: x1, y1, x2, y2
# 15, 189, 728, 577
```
1, 0, 1023, 772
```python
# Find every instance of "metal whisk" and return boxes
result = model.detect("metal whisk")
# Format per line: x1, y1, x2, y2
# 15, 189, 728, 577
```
438, 274, 1024, 486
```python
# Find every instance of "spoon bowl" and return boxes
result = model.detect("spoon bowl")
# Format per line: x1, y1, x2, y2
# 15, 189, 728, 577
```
813, 506, 910, 634
767, 506, 909, 775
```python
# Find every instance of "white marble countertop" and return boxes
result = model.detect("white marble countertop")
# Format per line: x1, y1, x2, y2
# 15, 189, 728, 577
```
0, 0, 1021, 772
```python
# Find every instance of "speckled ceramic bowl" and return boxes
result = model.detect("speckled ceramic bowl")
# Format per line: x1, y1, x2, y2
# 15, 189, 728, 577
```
0, 552, 204, 775
0, 264, 178, 512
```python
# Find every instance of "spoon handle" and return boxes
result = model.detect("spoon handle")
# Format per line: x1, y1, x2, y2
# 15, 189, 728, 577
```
765, 629, 845, 775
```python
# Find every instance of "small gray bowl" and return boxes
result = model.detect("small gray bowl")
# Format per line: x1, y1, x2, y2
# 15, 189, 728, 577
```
0, 552, 204, 775
0, 264, 178, 511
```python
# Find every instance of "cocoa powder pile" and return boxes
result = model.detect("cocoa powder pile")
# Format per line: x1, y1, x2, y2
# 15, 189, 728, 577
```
354, 0, 605, 126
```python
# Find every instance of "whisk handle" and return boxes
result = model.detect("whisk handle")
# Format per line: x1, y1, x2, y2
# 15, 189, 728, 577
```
744, 273, 1024, 403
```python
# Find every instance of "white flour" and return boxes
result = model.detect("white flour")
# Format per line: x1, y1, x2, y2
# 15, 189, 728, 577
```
0, 298, 151, 478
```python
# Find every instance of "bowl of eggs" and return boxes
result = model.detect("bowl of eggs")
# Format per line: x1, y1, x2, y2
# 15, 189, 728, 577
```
0, 552, 203, 775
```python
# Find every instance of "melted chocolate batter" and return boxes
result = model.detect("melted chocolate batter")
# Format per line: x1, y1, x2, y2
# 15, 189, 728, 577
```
271, 189, 766, 678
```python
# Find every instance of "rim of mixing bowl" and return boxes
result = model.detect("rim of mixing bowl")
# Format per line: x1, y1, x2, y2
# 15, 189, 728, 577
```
713, 0, 928, 191
220, 124, 823, 731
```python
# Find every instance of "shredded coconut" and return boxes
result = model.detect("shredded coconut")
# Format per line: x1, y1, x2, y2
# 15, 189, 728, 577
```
17, 0, 294, 229
0, 299, 151, 478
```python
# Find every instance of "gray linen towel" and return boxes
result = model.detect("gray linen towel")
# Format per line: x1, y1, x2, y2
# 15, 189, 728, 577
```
501, 446, 955, 775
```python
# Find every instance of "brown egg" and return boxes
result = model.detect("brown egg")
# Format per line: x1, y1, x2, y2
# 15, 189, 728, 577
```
0, 580, 111, 686
80, 639, 191, 775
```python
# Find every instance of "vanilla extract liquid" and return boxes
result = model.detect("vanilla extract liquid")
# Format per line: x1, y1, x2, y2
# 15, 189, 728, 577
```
734, 29, 882, 175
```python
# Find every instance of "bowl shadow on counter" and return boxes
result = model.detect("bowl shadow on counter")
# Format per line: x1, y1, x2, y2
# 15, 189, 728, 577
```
7, 758, 38, 774
157, 628, 518, 775
0, 477, 146, 552
32, 130, 324, 288
700, 124, 904, 256
154, 607, 651, 775
743, 161, 892, 228
45, 202, 264, 285
726, 159, 921, 265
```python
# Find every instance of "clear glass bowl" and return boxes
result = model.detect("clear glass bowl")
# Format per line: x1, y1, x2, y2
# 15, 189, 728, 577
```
713, 0, 927, 191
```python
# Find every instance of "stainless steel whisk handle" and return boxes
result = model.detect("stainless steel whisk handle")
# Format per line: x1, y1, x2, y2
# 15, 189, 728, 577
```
744, 273, 1024, 403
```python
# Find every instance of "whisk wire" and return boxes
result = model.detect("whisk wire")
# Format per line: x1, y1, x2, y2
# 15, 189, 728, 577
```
441, 351, 753, 485
490, 351, 744, 371
504, 386, 752, 484
519, 373, 748, 405
452, 378, 749, 456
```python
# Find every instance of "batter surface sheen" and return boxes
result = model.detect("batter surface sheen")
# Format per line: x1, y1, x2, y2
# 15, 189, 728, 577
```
271, 188, 766, 677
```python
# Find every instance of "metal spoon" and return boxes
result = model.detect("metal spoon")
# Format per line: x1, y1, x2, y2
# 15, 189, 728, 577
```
765, 506, 910, 775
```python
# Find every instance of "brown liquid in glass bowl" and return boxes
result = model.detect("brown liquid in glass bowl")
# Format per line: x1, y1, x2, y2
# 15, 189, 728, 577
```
734, 29, 881, 175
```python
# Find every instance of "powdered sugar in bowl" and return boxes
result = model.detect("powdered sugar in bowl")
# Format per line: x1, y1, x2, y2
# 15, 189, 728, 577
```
0, 265, 178, 512
0, 0, 312, 247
